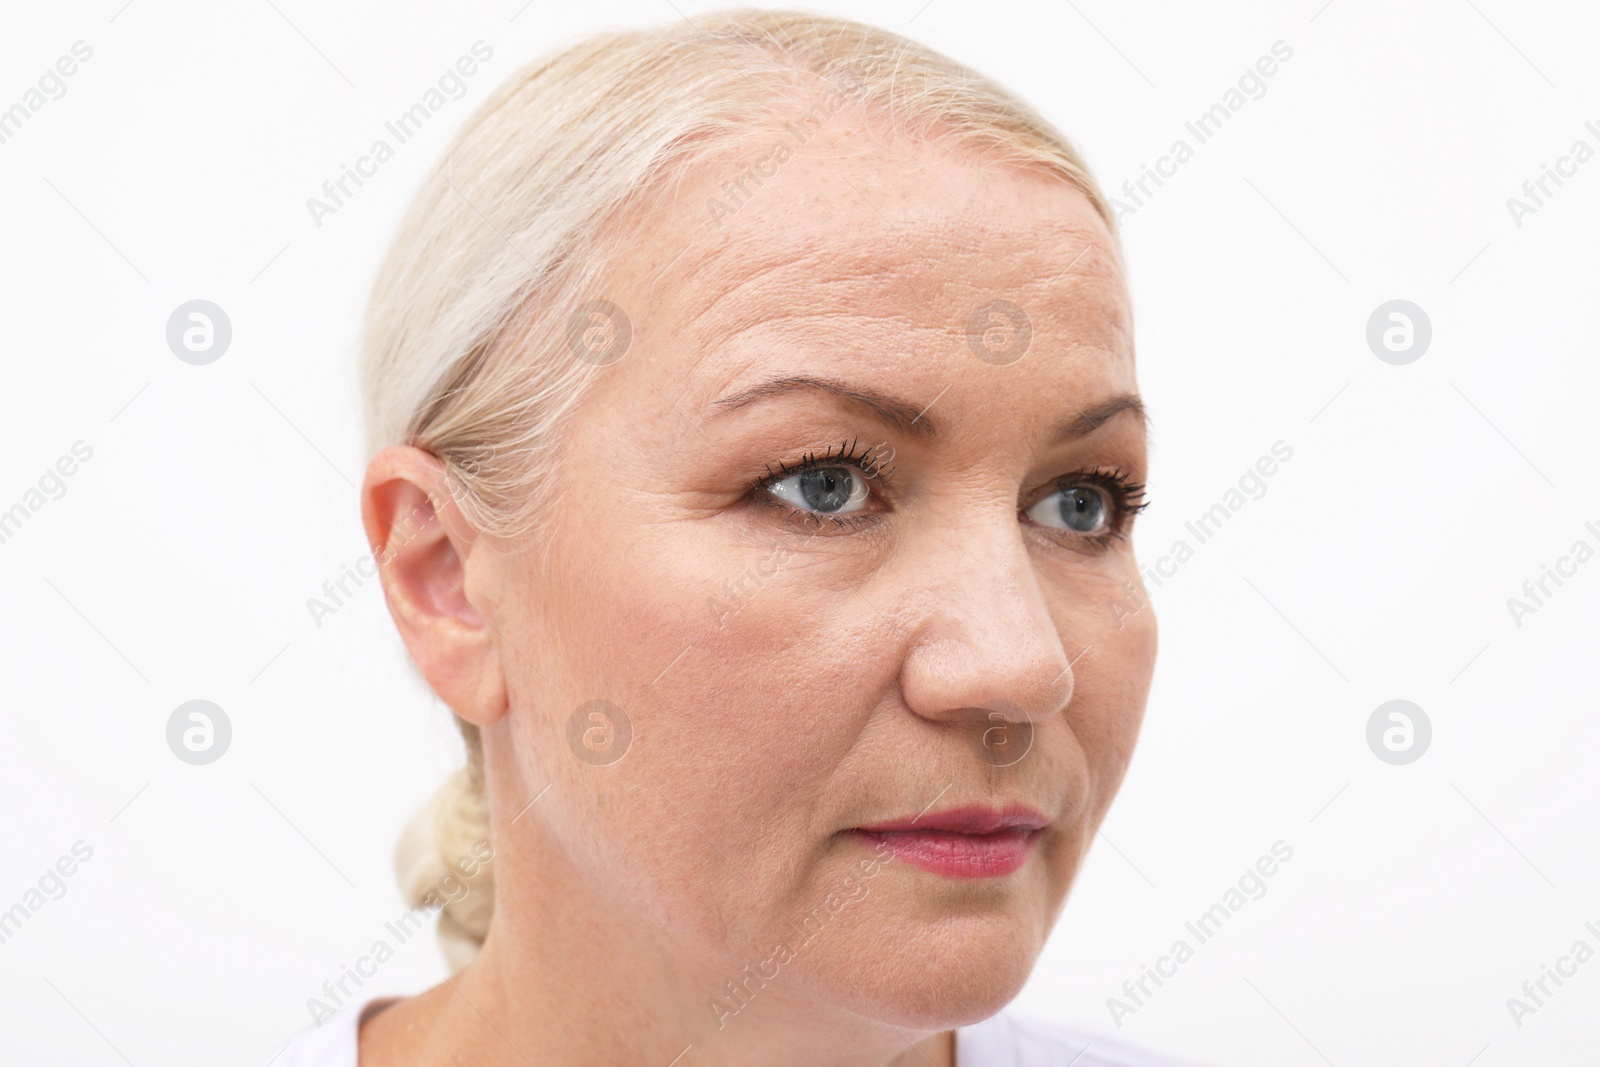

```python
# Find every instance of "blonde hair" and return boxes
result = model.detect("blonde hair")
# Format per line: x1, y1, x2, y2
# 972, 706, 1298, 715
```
361, 6, 1118, 968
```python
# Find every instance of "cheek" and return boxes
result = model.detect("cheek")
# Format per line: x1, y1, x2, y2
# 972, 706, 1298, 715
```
516, 507, 885, 922
636, 545, 888, 817
1068, 596, 1157, 809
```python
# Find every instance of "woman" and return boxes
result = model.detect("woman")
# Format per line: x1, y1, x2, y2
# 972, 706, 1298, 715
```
272, 8, 1179, 1065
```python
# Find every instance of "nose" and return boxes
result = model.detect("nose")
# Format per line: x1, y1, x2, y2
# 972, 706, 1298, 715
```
895, 512, 1076, 730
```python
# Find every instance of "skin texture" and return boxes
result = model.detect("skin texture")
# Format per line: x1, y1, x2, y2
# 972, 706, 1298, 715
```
358, 109, 1157, 1067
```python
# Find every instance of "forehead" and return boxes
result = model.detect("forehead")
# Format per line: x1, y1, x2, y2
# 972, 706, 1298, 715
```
599, 117, 1135, 409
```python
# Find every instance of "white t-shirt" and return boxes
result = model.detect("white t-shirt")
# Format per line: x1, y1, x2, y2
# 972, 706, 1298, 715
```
265, 997, 1196, 1066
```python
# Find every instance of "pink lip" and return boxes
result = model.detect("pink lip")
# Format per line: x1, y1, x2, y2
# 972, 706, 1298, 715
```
852, 805, 1048, 879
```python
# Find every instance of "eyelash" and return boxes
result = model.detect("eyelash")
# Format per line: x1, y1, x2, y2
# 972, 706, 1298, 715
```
751, 439, 1150, 551
755, 436, 891, 533
1044, 467, 1151, 553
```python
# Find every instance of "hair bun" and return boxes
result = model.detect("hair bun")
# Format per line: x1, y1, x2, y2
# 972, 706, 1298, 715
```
394, 724, 495, 970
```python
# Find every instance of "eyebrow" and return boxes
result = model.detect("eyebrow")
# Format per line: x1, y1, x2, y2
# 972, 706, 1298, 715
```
708, 374, 1146, 445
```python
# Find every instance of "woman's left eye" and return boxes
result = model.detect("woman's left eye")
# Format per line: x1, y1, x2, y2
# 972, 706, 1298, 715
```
1024, 484, 1112, 535
764, 465, 873, 515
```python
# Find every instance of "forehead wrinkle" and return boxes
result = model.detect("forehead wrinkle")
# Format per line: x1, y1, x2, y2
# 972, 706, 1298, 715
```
635, 165, 1131, 401
674, 228, 930, 352
650, 155, 1121, 336
663, 249, 1131, 405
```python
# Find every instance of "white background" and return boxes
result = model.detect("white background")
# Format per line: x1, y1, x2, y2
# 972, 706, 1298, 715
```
1, 1, 1596, 1064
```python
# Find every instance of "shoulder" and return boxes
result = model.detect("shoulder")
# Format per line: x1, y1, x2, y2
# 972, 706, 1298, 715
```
260, 997, 397, 1067
956, 1008, 1206, 1067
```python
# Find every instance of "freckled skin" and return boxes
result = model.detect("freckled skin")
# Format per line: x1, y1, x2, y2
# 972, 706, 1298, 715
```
360, 115, 1157, 1067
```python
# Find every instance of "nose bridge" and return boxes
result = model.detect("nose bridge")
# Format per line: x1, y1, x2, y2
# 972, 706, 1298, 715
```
895, 505, 1074, 725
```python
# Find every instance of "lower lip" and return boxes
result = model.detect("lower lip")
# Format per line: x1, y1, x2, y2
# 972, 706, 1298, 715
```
851, 827, 1042, 878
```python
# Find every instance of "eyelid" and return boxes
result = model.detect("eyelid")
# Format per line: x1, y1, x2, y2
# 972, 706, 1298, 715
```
756, 436, 898, 490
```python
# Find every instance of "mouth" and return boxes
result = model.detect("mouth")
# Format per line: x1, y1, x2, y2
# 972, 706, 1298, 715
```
849, 804, 1048, 879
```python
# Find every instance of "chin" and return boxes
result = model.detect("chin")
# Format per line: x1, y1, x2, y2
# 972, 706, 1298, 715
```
809, 907, 1046, 1031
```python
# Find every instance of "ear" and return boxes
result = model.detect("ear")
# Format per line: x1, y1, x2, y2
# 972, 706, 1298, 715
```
360, 445, 507, 726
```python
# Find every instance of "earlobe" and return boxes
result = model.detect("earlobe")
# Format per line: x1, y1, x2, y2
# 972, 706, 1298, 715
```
361, 445, 508, 726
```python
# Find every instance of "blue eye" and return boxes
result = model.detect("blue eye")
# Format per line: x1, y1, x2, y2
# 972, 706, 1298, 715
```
755, 437, 889, 524
766, 465, 872, 515
1025, 485, 1110, 534
1023, 469, 1149, 546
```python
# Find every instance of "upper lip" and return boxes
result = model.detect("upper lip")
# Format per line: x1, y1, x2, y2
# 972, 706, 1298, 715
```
856, 804, 1050, 834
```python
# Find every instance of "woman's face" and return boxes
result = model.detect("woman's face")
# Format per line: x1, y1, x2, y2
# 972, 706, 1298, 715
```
476, 117, 1156, 1029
